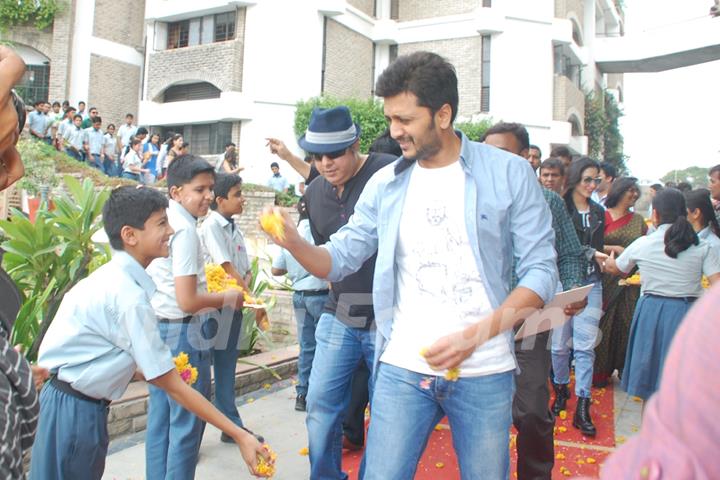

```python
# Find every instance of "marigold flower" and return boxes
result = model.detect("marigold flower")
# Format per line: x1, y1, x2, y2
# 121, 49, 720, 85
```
558, 426, 567, 433
559, 410, 567, 420
256, 445, 277, 477
586, 457, 596, 464
556, 453, 566, 460
298, 447, 309, 456
174, 352, 197, 386
435, 462, 444, 468
444, 368, 460, 381
260, 211, 286, 241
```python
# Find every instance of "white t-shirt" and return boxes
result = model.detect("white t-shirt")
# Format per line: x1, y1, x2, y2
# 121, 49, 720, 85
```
380, 160, 516, 378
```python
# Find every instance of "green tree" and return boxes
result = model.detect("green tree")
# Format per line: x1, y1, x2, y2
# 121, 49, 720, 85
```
660, 166, 710, 188
0, 0, 63, 31
584, 90, 627, 174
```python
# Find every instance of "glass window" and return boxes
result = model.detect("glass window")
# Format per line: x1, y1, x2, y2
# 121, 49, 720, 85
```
188, 122, 233, 155
167, 20, 190, 49
16, 64, 50, 104
162, 82, 221, 103
481, 35, 491, 113
214, 12, 236, 42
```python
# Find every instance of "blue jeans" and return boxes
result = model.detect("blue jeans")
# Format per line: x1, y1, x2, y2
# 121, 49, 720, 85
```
146, 318, 213, 480
293, 291, 328, 396
211, 309, 244, 428
362, 363, 514, 480
551, 280, 603, 397
65, 148, 84, 162
306, 312, 375, 480
89, 153, 105, 173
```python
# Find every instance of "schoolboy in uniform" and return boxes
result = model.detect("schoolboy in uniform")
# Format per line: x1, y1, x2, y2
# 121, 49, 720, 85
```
145, 155, 250, 479
30, 186, 270, 480
198, 173, 264, 443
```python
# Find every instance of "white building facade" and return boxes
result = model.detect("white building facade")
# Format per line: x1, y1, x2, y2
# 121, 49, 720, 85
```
139, 0, 627, 185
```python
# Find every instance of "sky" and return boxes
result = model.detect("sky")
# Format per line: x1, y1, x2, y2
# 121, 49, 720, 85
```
621, 0, 720, 183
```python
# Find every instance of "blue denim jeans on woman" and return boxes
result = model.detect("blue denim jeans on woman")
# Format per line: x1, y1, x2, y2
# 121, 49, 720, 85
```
551, 279, 603, 397
306, 312, 375, 480
362, 363, 514, 480
146, 317, 212, 480
292, 291, 328, 397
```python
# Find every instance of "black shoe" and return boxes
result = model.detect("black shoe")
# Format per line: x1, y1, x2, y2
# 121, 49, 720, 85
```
551, 382, 570, 416
573, 397, 597, 437
222, 427, 265, 444
295, 394, 307, 412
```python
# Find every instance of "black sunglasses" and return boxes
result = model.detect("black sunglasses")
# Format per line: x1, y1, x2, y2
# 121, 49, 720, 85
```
309, 148, 347, 161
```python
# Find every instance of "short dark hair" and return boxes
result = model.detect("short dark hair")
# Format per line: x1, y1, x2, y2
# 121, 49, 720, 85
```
78, 101, 86, 106
677, 181, 692, 193
211, 173, 243, 210
65, 107, 76, 115
480, 122, 530, 152
125, 113, 134, 118
166, 154, 215, 191
550, 146, 571, 159
33, 100, 44, 107
604, 177, 639, 209
107, 123, 116, 130
89, 106, 98, 113
650, 183, 663, 192
73, 114, 82, 121
709, 165, 720, 178
368, 128, 402, 157
375, 51, 459, 123
270, 162, 279, 169
599, 162, 617, 179
92, 116, 102, 124
225, 142, 236, 148
51, 101, 60, 108
540, 158, 565, 176
685, 188, 720, 237
103, 186, 168, 250
136, 127, 148, 136
529, 145, 542, 156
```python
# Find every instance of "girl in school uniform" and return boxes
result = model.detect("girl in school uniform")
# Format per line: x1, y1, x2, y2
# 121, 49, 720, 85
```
685, 188, 720, 255
604, 188, 720, 401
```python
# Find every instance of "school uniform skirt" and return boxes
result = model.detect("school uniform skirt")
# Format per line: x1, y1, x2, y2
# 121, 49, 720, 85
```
621, 294, 695, 400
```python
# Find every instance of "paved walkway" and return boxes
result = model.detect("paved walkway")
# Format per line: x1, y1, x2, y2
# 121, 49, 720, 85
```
103, 377, 641, 479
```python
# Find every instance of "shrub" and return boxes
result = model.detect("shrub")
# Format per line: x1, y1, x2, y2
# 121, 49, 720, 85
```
455, 118, 494, 142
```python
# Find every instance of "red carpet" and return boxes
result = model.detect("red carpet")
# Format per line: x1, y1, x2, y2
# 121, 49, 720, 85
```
342, 379, 614, 479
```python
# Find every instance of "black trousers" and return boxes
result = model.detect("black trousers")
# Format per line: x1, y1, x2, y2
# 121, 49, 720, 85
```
342, 361, 370, 446
513, 331, 555, 480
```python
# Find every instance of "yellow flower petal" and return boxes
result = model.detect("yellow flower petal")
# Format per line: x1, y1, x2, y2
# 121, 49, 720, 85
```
559, 410, 567, 420
435, 462, 444, 468
556, 453, 566, 460
444, 367, 460, 381
260, 211, 286, 241
298, 447, 309, 456
586, 457, 596, 464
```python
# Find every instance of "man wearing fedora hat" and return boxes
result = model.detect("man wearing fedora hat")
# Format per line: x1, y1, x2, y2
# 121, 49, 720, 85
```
295, 105, 397, 479
262, 51, 557, 479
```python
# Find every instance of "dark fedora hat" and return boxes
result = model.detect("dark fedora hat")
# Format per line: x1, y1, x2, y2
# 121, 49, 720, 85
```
297, 106, 361, 154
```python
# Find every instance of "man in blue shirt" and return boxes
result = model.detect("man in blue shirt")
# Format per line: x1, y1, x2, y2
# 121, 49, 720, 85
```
267, 162, 290, 192
261, 52, 558, 479
83, 116, 106, 173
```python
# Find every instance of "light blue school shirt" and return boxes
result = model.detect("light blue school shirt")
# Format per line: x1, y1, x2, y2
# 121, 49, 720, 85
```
698, 226, 720, 255
27, 111, 49, 137
147, 200, 207, 319
84, 126, 105, 155
199, 209, 250, 276
267, 174, 289, 192
322, 132, 558, 367
273, 219, 328, 292
616, 224, 720, 298
38, 251, 175, 400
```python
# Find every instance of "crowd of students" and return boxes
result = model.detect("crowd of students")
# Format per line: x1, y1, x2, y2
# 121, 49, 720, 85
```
4, 44, 720, 480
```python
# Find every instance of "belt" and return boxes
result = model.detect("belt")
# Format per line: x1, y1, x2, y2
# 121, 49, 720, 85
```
50, 376, 110, 406
645, 293, 698, 303
158, 315, 193, 324
296, 289, 329, 297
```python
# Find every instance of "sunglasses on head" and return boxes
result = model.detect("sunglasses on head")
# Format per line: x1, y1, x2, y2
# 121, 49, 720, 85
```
309, 148, 347, 161
582, 176, 602, 185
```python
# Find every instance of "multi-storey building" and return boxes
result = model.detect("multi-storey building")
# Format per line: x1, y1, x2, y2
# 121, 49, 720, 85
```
138, 0, 628, 184
4, 0, 146, 128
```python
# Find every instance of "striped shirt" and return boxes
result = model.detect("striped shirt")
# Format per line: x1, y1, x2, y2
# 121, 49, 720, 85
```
0, 330, 39, 479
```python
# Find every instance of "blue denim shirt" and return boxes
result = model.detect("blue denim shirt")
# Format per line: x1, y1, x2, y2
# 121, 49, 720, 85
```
322, 133, 559, 366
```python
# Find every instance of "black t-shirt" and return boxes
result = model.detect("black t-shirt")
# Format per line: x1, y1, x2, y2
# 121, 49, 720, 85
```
304, 153, 397, 328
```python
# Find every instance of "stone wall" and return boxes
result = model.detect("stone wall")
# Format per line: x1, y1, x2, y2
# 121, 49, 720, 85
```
348, 0, 375, 17
88, 55, 142, 126
399, 36, 482, 117
397, 0, 479, 22
93, 0, 145, 49
553, 74, 585, 129
323, 19, 374, 99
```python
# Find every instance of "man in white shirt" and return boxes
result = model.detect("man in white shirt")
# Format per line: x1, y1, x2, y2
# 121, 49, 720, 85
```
117, 113, 138, 151
262, 51, 558, 479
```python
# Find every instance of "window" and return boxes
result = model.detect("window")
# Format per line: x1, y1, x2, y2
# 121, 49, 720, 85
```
481, 35, 491, 113
389, 44, 398, 62
482, 0, 492, 7
162, 82, 222, 103
167, 20, 190, 49
155, 122, 232, 155
214, 12, 236, 42
390, 0, 399, 19
16, 64, 50, 104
